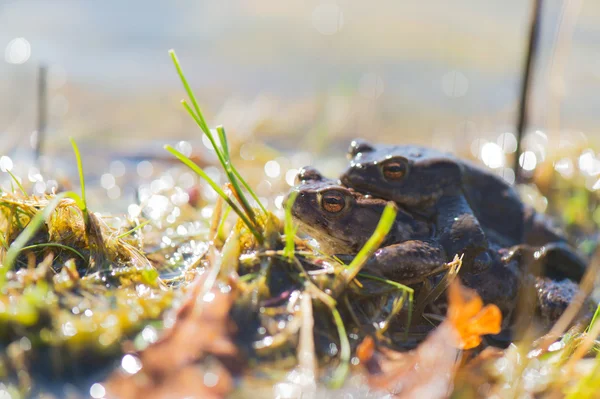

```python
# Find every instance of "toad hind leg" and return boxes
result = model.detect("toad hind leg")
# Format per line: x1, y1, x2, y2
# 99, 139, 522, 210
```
363, 240, 448, 284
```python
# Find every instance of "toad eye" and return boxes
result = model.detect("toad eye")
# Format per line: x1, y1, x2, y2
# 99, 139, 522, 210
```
381, 158, 408, 181
320, 191, 346, 213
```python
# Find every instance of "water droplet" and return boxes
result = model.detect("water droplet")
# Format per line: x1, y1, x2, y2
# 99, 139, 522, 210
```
265, 160, 281, 178
285, 169, 298, 187
176, 140, 192, 157
480, 142, 505, 169
100, 173, 116, 189
0, 156, 13, 172
203, 372, 219, 387
496, 132, 517, 154
128, 204, 141, 218
89, 383, 105, 399
137, 161, 154, 178
121, 354, 142, 375
109, 160, 126, 177
5, 38, 31, 64
519, 151, 537, 171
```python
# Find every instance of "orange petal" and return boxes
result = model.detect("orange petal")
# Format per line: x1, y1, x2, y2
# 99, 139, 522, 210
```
357, 336, 375, 363
447, 279, 483, 327
460, 335, 483, 350
468, 304, 502, 336
446, 279, 503, 350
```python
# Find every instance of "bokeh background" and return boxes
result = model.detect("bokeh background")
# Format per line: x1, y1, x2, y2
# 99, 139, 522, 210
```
1, 0, 600, 212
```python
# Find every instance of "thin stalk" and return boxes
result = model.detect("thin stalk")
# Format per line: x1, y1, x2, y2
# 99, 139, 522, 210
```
514, 0, 542, 183
164, 145, 263, 244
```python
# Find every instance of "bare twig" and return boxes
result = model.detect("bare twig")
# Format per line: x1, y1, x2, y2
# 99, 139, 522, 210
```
514, 0, 543, 183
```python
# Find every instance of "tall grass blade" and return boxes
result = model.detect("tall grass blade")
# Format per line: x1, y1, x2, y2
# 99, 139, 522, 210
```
6, 170, 27, 196
215, 125, 257, 222
69, 138, 88, 222
169, 50, 210, 134
329, 306, 350, 389
344, 202, 397, 282
164, 145, 263, 243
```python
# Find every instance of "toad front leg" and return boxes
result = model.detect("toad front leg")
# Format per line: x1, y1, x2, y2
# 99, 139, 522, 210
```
435, 194, 491, 273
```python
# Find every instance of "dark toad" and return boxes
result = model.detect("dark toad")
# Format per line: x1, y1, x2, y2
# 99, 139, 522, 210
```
340, 139, 587, 281
289, 167, 582, 334
290, 167, 447, 284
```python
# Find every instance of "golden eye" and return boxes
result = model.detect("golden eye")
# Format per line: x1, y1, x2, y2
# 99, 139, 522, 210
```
321, 191, 346, 213
381, 159, 408, 181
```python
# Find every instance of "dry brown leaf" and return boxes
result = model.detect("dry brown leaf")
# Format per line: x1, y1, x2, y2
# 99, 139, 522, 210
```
104, 273, 240, 399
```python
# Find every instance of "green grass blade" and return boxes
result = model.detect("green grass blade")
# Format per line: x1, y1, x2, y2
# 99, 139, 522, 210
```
586, 303, 600, 333
565, 352, 600, 399
164, 145, 263, 243
170, 51, 266, 224
344, 202, 397, 282
18, 243, 86, 261
216, 125, 230, 159
329, 306, 350, 389
357, 272, 414, 338
69, 138, 88, 222
215, 125, 257, 222
180, 100, 260, 224
180, 100, 226, 165
356, 272, 414, 295
1, 192, 69, 284
217, 205, 232, 241
117, 220, 150, 239
6, 170, 27, 196
284, 191, 299, 260
169, 50, 211, 134
231, 167, 268, 214
238, 272, 258, 282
